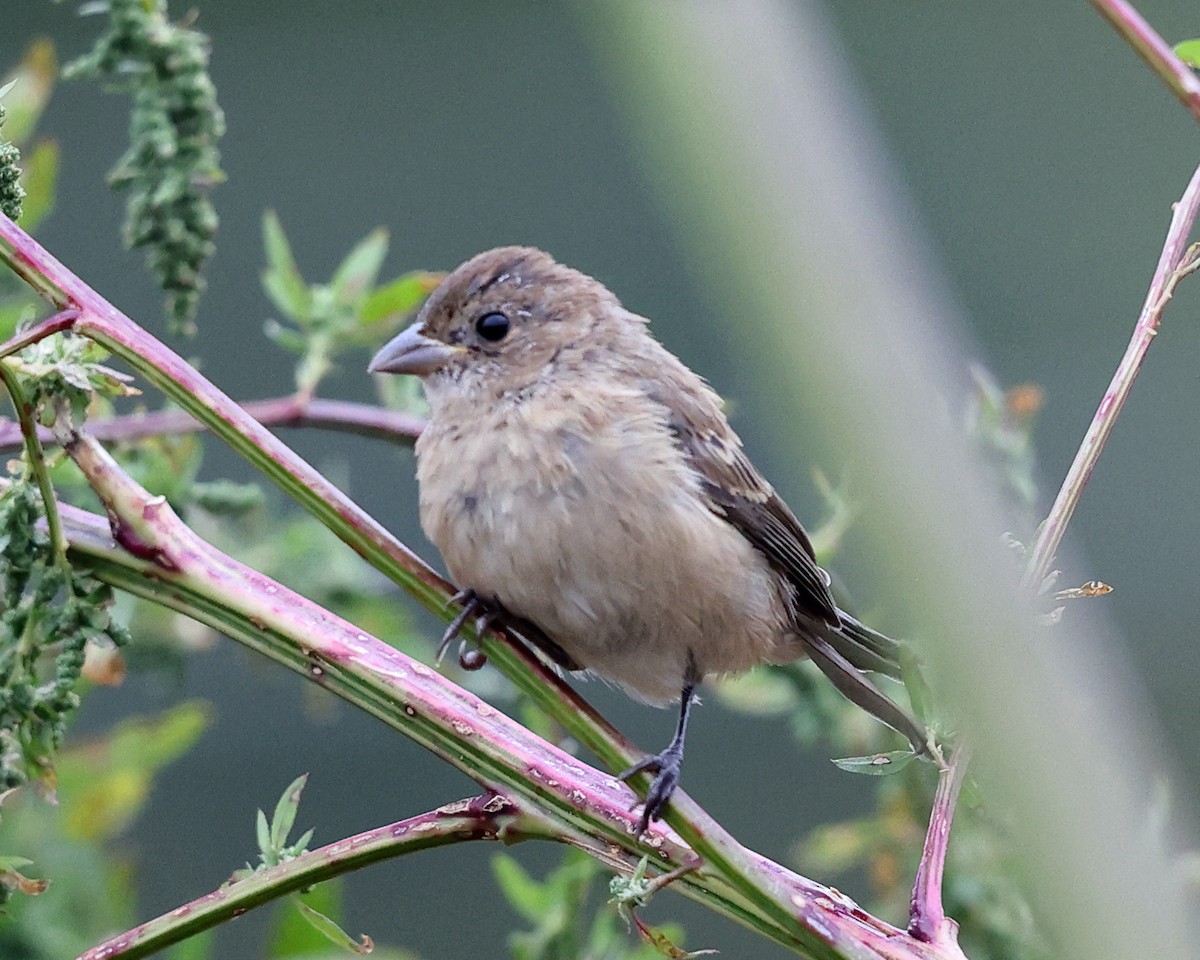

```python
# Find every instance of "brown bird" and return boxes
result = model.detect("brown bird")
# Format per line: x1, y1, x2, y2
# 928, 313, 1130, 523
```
369, 247, 925, 833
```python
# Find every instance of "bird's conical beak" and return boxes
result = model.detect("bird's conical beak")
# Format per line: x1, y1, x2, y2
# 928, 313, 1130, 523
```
368, 322, 463, 376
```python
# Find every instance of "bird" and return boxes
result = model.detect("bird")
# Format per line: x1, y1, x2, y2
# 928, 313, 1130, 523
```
368, 246, 926, 834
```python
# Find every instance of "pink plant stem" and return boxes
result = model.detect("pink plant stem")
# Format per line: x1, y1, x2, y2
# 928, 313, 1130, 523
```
0, 394, 426, 451
1024, 159, 1200, 585
0, 212, 962, 957
1089, 0, 1200, 124
52, 443, 956, 960
909, 744, 970, 953
0, 308, 80, 357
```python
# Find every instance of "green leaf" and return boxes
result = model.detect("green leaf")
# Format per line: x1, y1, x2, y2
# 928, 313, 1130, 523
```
263, 318, 309, 355
492, 852, 549, 922
713, 666, 797, 716
359, 271, 443, 328
831, 749, 918, 776
269, 773, 308, 853
262, 211, 312, 318
256, 808, 271, 860
270, 880, 343, 957
291, 896, 373, 954
331, 228, 389, 309
1174, 39, 1200, 68
57, 702, 211, 840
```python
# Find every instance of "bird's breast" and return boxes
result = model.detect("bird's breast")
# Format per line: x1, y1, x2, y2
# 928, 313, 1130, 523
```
416, 389, 791, 702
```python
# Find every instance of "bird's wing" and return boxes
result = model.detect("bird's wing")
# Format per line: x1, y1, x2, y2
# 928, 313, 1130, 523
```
646, 370, 840, 627
647, 364, 906, 679
698, 443, 843, 627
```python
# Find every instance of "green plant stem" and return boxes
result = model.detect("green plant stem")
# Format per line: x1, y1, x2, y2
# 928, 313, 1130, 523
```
0, 359, 66, 565
75, 799, 547, 960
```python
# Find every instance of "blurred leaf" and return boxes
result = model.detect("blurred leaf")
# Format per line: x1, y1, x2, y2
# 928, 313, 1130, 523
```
191, 478, 265, 516
19, 138, 58, 232
0, 41, 56, 145
292, 897, 374, 955
331, 228, 388, 310
167, 929, 215, 960
898, 645, 933, 727
0, 855, 47, 896
800, 818, 882, 874
492, 853, 550, 922
712, 666, 796, 716
360, 271, 444, 330
263, 211, 313, 319
57, 701, 211, 840
832, 750, 918, 776
629, 913, 715, 959
270, 880, 376, 958
1174, 39, 1200, 67
808, 469, 857, 562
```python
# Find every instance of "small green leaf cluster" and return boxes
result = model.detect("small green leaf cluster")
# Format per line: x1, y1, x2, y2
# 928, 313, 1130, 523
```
262, 211, 442, 397
65, 0, 225, 333
494, 849, 682, 960
8, 332, 139, 429
249, 773, 315, 871
237, 774, 377, 953
0, 480, 131, 802
0, 82, 24, 222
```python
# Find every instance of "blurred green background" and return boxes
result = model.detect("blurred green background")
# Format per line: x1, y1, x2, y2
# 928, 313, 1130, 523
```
2, 1, 1198, 957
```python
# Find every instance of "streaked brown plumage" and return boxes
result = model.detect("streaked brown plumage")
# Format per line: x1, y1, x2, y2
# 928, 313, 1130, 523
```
369, 246, 924, 832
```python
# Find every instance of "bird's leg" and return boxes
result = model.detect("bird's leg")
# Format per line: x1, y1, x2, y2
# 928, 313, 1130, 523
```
621, 656, 701, 834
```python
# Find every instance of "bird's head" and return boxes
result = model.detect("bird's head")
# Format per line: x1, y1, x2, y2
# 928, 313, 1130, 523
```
368, 246, 624, 400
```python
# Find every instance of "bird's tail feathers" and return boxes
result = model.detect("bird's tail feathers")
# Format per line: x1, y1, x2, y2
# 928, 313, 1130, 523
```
804, 630, 928, 755
830, 610, 904, 680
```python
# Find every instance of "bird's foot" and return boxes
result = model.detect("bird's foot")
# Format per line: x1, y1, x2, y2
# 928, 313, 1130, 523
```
620, 742, 684, 835
436, 589, 500, 670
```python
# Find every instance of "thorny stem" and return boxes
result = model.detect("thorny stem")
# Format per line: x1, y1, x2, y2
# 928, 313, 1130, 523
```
0, 394, 427, 453
40, 453, 958, 960
1089, 0, 1200, 125
909, 743, 971, 953
0, 212, 909, 957
76, 797, 552, 960
0, 360, 68, 567
1023, 161, 1200, 586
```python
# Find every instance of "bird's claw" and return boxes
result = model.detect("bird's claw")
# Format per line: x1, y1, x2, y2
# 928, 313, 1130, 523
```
436, 589, 495, 669
620, 744, 684, 835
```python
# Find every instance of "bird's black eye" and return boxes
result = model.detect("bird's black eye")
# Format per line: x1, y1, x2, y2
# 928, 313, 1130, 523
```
474, 311, 510, 342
